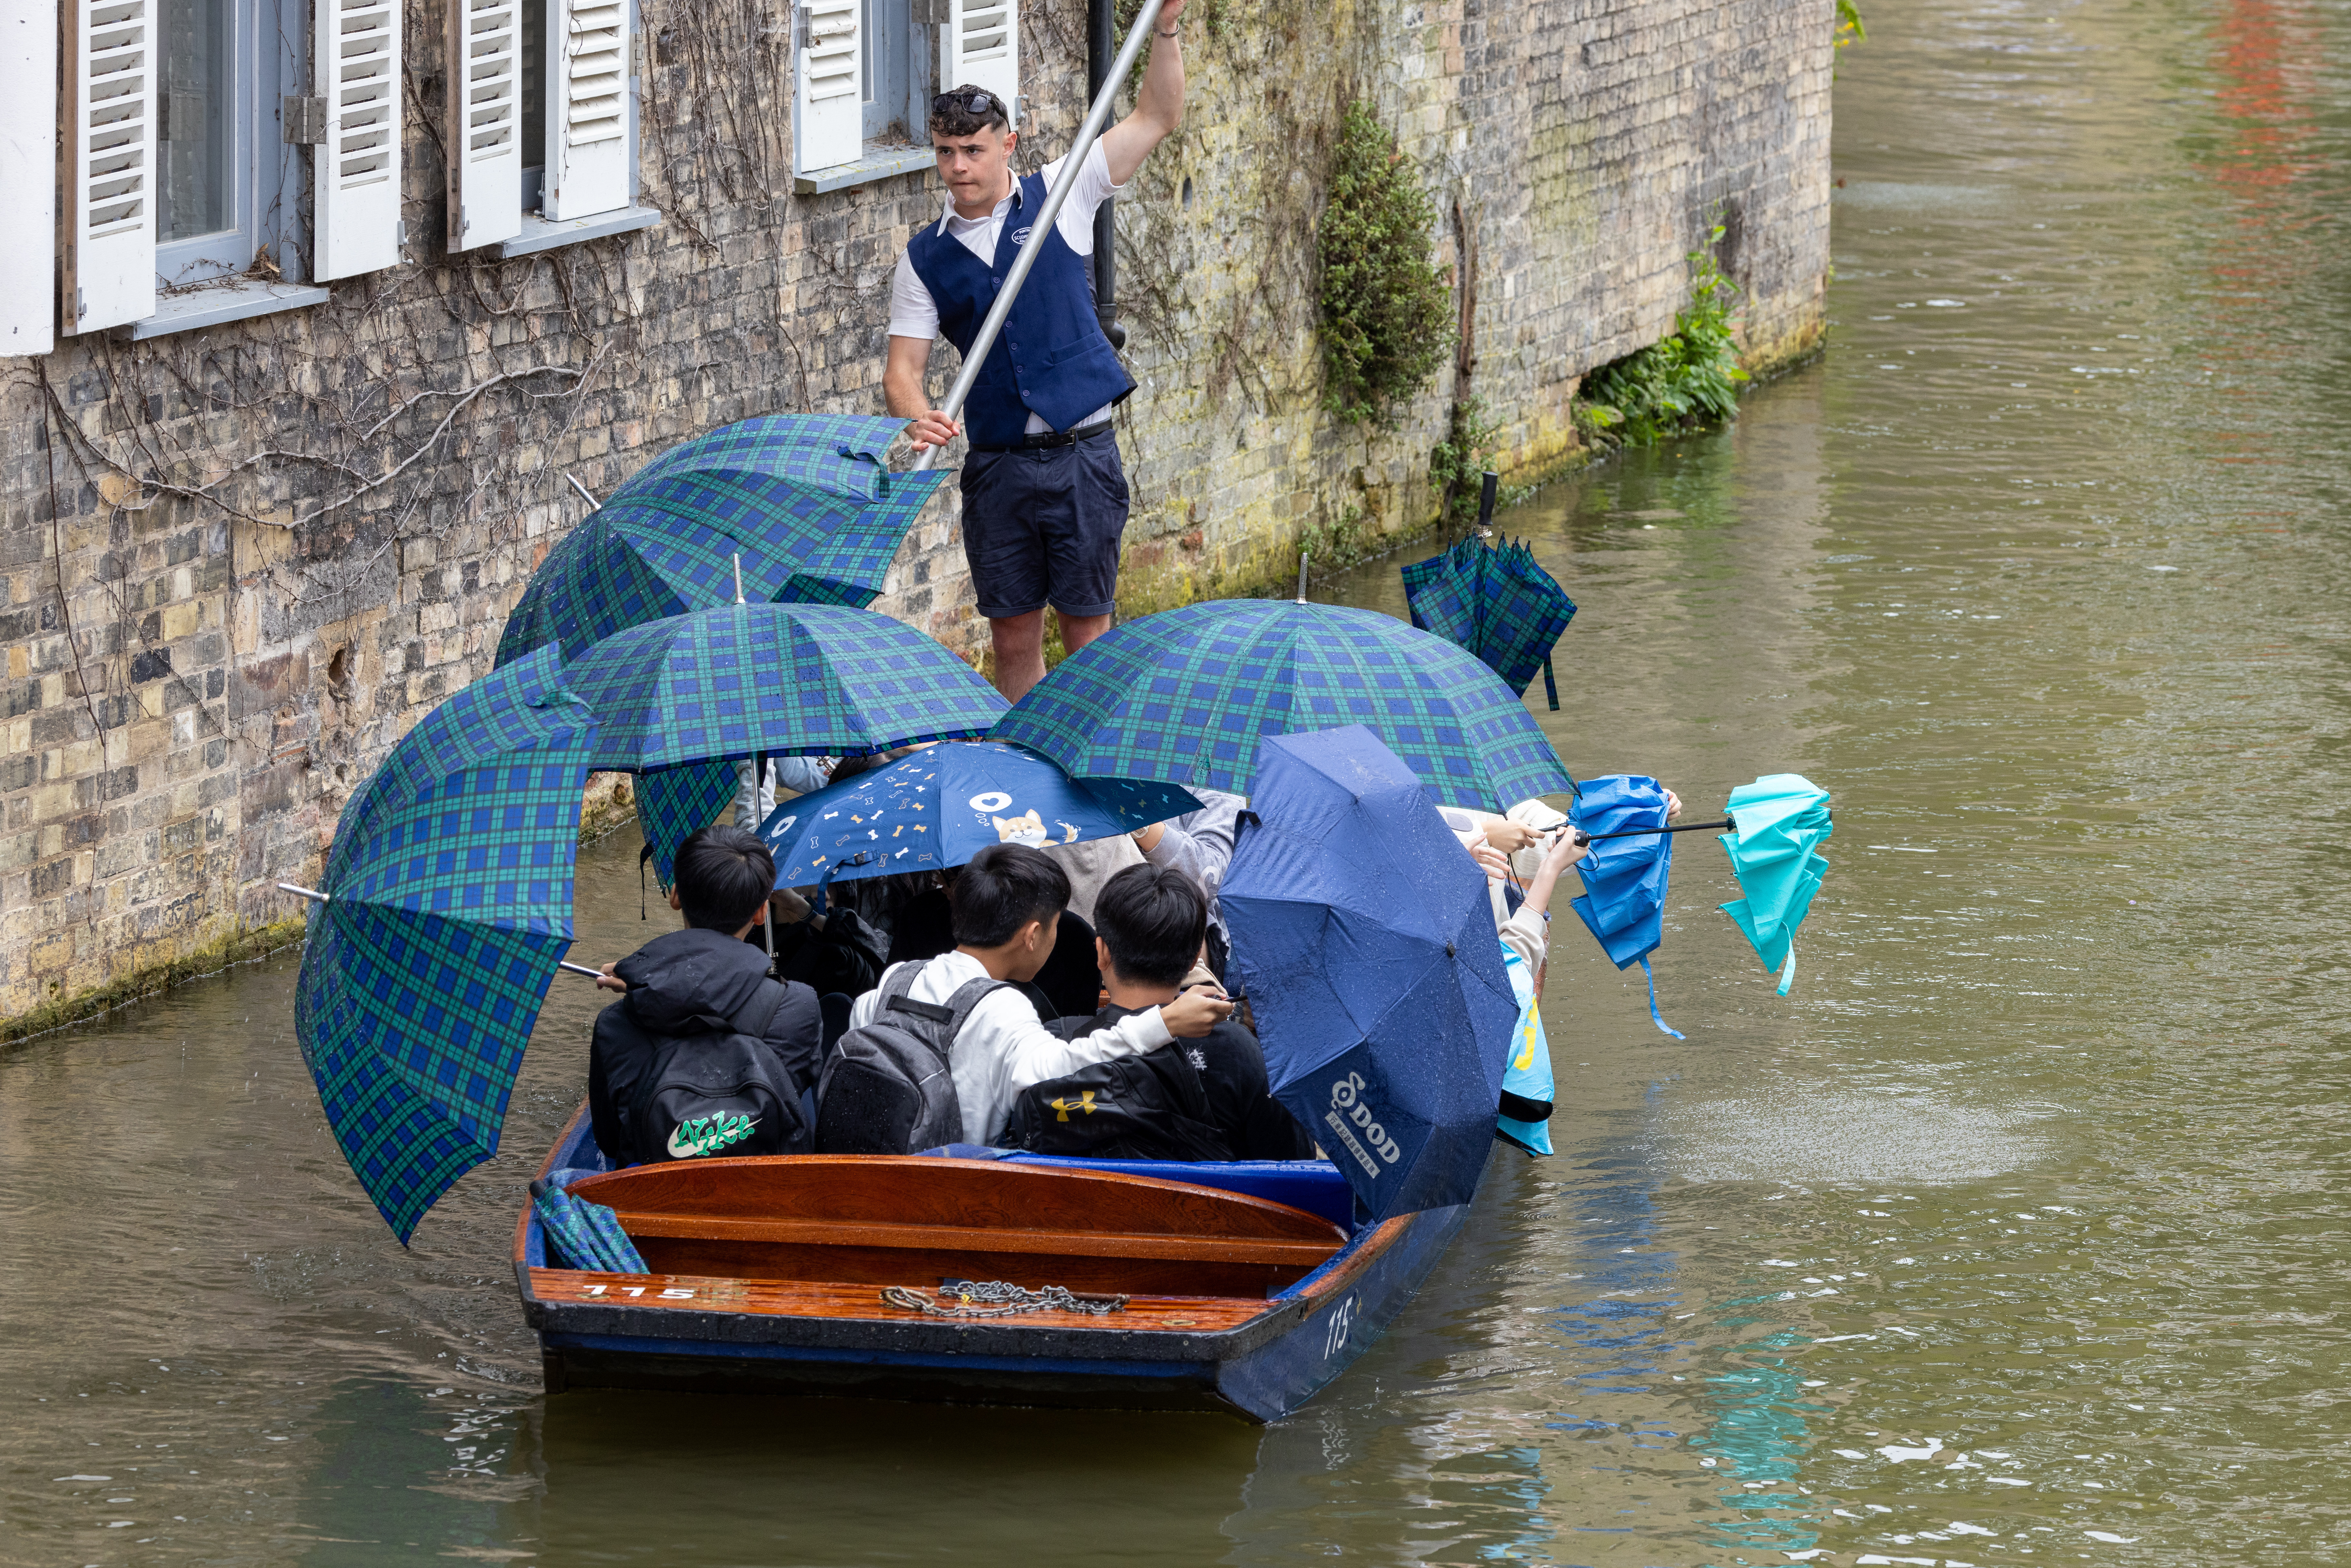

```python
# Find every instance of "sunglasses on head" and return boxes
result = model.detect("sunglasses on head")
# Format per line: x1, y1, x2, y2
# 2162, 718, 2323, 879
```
932, 90, 998, 117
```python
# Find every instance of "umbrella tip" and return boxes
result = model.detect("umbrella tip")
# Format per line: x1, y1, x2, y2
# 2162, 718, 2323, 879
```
733, 553, 746, 605
1296, 550, 1309, 604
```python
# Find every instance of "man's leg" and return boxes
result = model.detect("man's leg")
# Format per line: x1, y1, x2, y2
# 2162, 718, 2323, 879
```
1055, 611, 1113, 656
990, 609, 1050, 703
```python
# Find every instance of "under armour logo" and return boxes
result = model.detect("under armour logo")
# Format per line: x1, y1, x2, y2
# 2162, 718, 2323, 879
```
1049, 1090, 1101, 1121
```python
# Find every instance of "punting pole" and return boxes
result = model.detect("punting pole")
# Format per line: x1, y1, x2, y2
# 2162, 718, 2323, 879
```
909, 0, 1169, 472
278, 883, 607, 979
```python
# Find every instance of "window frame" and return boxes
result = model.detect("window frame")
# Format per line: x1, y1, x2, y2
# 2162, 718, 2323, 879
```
792, 2, 943, 192
152, 0, 307, 289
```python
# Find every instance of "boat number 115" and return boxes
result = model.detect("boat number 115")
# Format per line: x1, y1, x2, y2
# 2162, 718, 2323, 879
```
1322, 1295, 1359, 1359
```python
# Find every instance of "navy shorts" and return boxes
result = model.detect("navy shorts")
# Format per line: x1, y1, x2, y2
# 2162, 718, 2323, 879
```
959, 425, 1129, 620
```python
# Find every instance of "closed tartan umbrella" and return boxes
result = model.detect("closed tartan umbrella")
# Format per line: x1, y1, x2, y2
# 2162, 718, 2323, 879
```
1401, 535, 1577, 710
990, 600, 1574, 810
290, 646, 599, 1242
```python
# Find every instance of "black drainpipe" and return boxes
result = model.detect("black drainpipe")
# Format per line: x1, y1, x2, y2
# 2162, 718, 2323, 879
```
1088, 0, 1126, 349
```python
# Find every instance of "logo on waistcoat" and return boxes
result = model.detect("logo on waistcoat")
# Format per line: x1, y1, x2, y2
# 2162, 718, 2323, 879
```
1009, 226, 1033, 247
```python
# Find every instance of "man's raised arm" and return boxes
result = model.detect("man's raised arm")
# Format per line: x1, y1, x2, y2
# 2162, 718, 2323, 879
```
1099, 0, 1188, 185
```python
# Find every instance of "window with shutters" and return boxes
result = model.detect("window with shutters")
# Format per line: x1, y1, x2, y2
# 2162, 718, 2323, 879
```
466, 0, 657, 257
60, 0, 338, 338
792, 0, 963, 194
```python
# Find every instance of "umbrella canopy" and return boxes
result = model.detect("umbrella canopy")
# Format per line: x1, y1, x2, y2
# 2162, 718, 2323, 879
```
566, 602, 1008, 773
1717, 773, 1833, 995
293, 645, 598, 1242
1401, 535, 1577, 706
760, 740, 1199, 887
990, 600, 1575, 810
497, 414, 943, 667
1566, 774, 1684, 1038
1221, 726, 1520, 1223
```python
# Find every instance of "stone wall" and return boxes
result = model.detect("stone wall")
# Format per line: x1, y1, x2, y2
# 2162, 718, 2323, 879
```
0, 0, 1832, 1036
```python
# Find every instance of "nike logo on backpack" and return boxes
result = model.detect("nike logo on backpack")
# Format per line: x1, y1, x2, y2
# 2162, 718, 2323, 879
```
667, 1112, 759, 1159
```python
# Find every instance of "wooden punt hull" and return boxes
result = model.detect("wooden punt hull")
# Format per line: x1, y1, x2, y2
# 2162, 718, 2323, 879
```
514, 1103, 1469, 1422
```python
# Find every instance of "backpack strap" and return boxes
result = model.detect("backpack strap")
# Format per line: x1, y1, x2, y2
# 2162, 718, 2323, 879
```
729, 977, 793, 1042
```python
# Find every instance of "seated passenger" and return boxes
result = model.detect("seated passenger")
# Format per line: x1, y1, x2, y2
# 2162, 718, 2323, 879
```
830, 844, 1232, 1150
589, 826, 824, 1165
1004, 864, 1317, 1161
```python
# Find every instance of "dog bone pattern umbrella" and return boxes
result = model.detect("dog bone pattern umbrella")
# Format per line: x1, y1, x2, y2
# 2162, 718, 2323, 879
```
566, 602, 1007, 773
1401, 535, 1577, 709
1222, 726, 1520, 1223
497, 414, 943, 667
760, 740, 1199, 887
1566, 774, 1684, 1038
991, 600, 1575, 810
1717, 773, 1833, 995
292, 645, 597, 1242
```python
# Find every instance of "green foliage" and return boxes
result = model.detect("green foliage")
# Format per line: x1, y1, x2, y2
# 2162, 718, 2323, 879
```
1577, 229, 1750, 448
1316, 104, 1455, 426
1428, 394, 1528, 528
1835, 0, 1866, 53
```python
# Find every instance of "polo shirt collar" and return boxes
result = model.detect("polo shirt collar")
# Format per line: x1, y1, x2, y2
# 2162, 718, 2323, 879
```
934, 174, 1026, 237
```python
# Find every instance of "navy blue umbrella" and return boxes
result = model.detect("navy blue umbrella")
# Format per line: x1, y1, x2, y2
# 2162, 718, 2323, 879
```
1221, 726, 1520, 1223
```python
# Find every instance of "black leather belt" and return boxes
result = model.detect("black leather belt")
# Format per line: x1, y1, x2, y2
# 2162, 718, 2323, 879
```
972, 422, 1114, 453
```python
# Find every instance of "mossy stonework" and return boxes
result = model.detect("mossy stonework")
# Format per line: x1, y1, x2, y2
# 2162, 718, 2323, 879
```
0, 0, 1831, 1032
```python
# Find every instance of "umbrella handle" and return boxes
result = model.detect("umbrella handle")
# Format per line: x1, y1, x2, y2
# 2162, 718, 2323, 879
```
908, 0, 1169, 472
1570, 818, 1734, 846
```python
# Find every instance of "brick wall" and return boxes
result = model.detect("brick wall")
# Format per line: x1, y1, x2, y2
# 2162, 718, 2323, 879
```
0, 0, 1832, 1034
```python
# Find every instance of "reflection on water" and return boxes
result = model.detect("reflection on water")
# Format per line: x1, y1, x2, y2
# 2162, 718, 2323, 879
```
8, 0, 2351, 1560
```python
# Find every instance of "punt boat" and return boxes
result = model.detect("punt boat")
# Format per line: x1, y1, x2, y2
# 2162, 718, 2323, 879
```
513, 1102, 1470, 1422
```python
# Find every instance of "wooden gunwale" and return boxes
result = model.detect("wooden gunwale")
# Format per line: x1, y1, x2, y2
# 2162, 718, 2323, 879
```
603, 1210, 1341, 1266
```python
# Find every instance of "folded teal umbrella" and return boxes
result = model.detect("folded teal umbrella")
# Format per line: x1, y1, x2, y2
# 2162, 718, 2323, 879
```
1717, 774, 1833, 995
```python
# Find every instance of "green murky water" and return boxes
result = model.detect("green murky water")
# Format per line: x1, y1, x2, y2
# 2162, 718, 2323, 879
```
8, 2, 2350, 1561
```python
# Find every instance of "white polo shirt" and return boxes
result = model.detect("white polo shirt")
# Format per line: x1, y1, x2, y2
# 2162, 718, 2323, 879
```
888, 144, 1124, 436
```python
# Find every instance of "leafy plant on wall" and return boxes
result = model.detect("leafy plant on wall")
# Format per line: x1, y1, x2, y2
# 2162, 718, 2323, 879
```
1315, 103, 1454, 426
1577, 228, 1750, 448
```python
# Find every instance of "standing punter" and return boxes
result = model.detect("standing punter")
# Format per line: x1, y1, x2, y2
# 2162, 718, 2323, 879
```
884, 2, 1188, 701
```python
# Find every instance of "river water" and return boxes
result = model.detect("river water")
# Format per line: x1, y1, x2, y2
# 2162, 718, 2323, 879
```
8, 2, 2351, 1562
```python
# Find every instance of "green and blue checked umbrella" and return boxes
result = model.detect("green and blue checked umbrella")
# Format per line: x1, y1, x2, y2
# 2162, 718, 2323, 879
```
497, 415, 942, 667
1401, 536, 1577, 709
1717, 773, 1833, 995
990, 600, 1574, 809
567, 601, 1008, 773
292, 646, 597, 1243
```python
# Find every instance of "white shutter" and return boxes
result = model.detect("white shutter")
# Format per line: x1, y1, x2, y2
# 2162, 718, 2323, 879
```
64, 0, 156, 335
544, 0, 629, 219
446, 0, 522, 250
940, 0, 1015, 123
314, 0, 402, 280
791, 0, 858, 176
1, 0, 59, 352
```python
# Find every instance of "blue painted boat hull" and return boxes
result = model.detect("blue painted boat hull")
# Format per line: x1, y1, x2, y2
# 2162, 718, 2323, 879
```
516, 1108, 1470, 1422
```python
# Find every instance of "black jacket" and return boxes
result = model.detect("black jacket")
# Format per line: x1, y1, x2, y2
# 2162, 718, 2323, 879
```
1057, 1004, 1319, 1162
588, 927, 822, 1164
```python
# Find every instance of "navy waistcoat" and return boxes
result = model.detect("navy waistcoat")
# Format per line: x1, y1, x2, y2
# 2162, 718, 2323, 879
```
905, 171, 1136, 449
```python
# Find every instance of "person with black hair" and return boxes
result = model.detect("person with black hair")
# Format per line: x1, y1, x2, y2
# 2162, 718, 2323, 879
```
839, 843, 1232, 1147
882, 0, 1190, 701
587, 826, 822, 1165
1005, 863, 1316, 1160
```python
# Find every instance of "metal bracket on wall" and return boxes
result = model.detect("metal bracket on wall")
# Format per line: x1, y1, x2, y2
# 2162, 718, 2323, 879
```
282, 95, 326, 145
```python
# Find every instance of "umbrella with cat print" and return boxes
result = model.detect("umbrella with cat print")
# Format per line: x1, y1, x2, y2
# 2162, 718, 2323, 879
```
759, 740, 1200, 889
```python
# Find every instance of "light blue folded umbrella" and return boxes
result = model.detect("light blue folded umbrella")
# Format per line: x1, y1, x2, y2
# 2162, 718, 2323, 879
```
1718, 774, 1833, 996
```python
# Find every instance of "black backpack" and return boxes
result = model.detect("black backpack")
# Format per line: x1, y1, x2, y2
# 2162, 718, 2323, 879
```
998, 1023, 1234, 1162
621, 983, 803, 1166
814, 961, 1008, 1154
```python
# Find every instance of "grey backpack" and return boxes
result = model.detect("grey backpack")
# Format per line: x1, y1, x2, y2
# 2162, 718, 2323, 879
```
813, 961, 1008, 1154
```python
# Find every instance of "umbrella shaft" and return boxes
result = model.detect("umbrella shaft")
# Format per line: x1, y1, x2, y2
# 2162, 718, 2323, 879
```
289, 881, 608, 982
1573, 818, 1734, 844
909, 0, 1168, 472
559, 960, 606, 979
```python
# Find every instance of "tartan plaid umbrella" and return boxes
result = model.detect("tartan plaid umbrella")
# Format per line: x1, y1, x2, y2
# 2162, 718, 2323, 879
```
567, 602, 1008, 773
497, 414, 943, 666
990, 600, 1575, 809
292, 645, 597, 1243
1401, 536, 1577, 709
